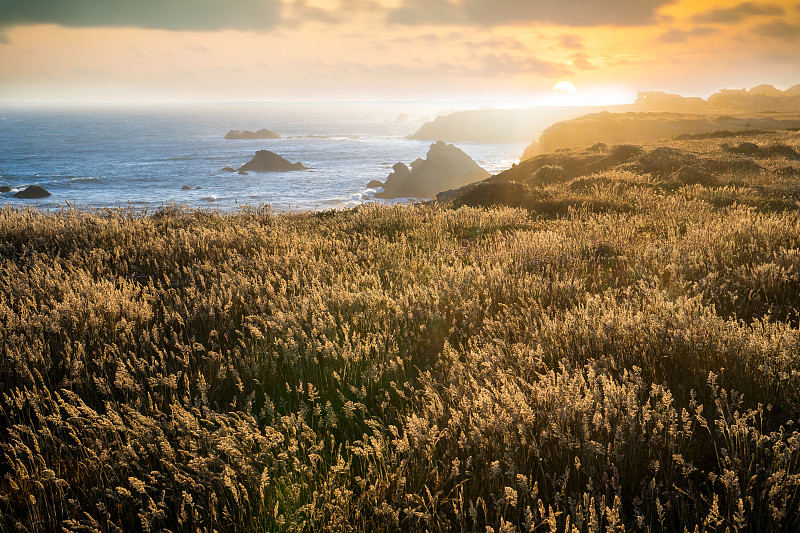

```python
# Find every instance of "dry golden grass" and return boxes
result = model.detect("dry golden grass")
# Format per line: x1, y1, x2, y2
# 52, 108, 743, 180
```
2, 130, 800, 532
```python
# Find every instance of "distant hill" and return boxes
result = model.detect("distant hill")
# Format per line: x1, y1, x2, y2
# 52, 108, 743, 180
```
408, 105, 629, 142
522, 111, 800, 159
410, 84, 800, 149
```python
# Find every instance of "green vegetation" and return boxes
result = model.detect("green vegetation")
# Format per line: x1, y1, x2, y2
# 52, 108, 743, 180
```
2, 130, 800, 532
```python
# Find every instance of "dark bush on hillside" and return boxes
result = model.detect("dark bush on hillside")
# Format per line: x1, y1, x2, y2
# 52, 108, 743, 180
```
451, 181, 535, 208
767, 143, 800, 159
587, 142, 608, 152
676, 165, 715, 186
531, 164, 567, 185
639, 146, 699, 174
724, 141, 800, 160
607, 144, 644, 163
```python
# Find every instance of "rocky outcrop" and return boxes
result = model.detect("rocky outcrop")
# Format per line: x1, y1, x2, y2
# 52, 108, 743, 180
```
225, 129, 281, 140
14, 185, 51, 199
0, 185, 11, 193
372, 141, 489, 199
237, 150, 307, 172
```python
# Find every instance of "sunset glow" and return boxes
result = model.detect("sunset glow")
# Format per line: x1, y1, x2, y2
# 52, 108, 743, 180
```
553, 82, 577, 94
1, 0, 798, 103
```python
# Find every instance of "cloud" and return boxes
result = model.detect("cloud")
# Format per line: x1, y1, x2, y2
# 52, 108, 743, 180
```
389, 0, 673, 27
691, 2, 784, 24
570, 53, 595, 70
464, 37, 526, 51
659, 26, 716, 43
559, 34, 584, 50
758, 49, 800, 63
282, 0, 340, 25
181, 44, 210, 54
72, 67, 112, 78
0, 0, 281, 31
753, 20, 800, 40
389, 0, 464, 25
293, 53, 569, 80
478, 53, 570, 77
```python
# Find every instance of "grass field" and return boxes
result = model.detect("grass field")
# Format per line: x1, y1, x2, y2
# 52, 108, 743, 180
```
2, 130, 800, 531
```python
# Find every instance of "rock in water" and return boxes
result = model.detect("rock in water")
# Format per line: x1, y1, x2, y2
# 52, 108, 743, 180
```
374, 141, 489, 199
238, 150, 307, 172
14, 185, 51, 199
366, 179, 384, 189
222, 167, 236, 172
0, 185, 11, 193
225, 129, 281, 140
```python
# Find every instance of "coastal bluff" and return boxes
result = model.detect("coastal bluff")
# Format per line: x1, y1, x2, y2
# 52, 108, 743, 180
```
522, 111, 800, 160
371, 141, 489, 199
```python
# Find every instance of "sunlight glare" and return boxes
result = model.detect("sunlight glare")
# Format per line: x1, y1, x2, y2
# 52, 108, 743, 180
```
553, 81, 577, 94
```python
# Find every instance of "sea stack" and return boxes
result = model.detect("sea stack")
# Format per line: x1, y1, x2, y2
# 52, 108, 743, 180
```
238, 150, 308, 172
371, 141, 489, 199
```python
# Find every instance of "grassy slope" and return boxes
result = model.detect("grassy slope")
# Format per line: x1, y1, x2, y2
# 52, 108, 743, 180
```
2, 130, 800, 532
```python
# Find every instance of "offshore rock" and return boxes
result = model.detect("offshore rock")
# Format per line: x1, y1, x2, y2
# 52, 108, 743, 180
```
225, 129, 281, 140
238, 150, 307, 172
14, 185, 51, 199
373, 141, 489, 199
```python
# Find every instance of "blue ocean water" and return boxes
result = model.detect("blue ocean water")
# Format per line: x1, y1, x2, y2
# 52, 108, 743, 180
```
0, 103, 527, 212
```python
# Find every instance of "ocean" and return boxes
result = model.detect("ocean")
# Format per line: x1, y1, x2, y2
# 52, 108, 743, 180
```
0, 102, 527, 213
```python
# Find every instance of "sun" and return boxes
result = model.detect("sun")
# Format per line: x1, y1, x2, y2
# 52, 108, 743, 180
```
553, 81, 577, 94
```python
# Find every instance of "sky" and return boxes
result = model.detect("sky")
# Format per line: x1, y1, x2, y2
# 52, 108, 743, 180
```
0, 0, 798, 104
